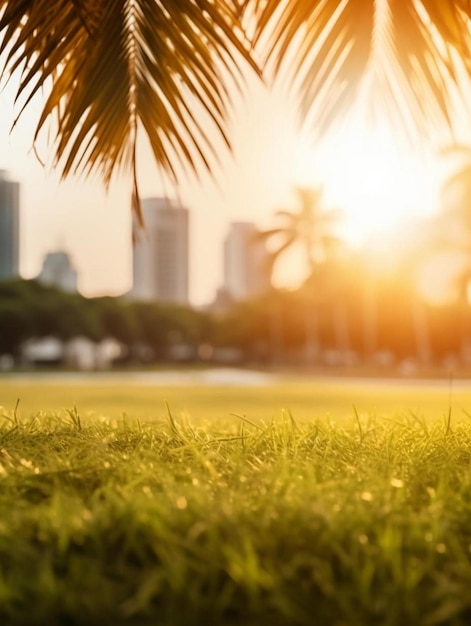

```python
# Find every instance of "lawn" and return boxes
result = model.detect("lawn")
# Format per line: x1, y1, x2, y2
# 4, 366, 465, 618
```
1, 374, 471, 624
0, 372, 470, 423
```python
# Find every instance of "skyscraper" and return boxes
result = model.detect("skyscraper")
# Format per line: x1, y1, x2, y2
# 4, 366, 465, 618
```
0, 170, 20, 281
223, 221, 271, 301
131, 197, 189, 303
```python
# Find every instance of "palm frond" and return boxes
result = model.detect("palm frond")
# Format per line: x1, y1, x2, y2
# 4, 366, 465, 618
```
254, 0, 471, 141
0, 0, 259, 222
258, 184, 341, 282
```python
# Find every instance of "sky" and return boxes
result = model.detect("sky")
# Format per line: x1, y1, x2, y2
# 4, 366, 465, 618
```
0, 64, 451, 306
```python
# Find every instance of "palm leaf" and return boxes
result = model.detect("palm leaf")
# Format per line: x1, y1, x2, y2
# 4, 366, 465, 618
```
0, 0, 259, 223
254, 0, 471, 141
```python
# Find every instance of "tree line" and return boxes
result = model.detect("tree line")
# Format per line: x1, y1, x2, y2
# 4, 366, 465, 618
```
0, 280, 209, 364
1, 273, 470, 370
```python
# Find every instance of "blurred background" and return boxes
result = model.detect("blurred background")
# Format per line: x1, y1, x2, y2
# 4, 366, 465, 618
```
2, 156, 471, 377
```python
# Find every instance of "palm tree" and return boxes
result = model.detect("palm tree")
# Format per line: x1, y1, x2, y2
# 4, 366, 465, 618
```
258, 186, 342, 364
439, 146, 471, 360
2, 1, 471, 221
259, 187, 341, 281
397, 231, 435, 367
441, 145, 471, 226
0, 0, 259, 223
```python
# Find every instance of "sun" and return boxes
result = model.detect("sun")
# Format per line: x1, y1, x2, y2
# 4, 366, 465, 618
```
292, 120, 444, 247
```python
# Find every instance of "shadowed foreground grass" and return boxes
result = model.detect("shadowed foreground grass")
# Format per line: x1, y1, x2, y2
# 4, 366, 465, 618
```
1, 408, 471, 625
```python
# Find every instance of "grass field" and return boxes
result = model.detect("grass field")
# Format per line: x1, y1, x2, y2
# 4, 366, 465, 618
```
1, 372, 470, 423
1, 373, 471, 624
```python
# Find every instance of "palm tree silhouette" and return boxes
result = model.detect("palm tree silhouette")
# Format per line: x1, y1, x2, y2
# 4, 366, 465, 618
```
441, 145, 471, 228
2, 1, 471, 216
439, 146, 471, 295
438, 146, 471, 361
258, 186, 342, 364
259, 187, 341, 281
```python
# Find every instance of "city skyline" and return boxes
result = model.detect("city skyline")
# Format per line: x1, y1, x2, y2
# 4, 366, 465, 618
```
0, 69, 451, 305
32, 211, 273, 307
0, 72, 310, 305
1, 175, 274, 305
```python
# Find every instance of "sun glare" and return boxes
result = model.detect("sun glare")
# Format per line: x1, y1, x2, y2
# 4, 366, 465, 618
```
292, 121, 444, 247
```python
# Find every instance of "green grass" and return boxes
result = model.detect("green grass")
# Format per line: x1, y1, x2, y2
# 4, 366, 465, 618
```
1, 375, 470, 423
1, 378, 471, 624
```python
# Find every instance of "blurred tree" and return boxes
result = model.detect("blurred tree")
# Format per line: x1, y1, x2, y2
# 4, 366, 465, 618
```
92, 297, 138, 346
57, 294, 103, 341
312, 253, 353, 362
129, 301, 206, 361
257, 187, 342, 364
346, 253, 379, 363
259, 187, 341, 281
27, 290, 101, 341
399, 231, 436, 367
438, 147, 471, 360
441, 145, 471, 228
212, 298, 267, 361
0, 300, 34, 356
0, 279, 102, 342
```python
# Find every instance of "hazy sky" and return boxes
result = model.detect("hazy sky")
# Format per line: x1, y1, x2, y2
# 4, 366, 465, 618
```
0, 67, 448, 305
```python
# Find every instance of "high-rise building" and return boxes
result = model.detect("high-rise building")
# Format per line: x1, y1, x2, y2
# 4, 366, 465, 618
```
223, 221, 271, 301
37, 251, 78, 293
0, 170, 20, 281
131, 197, 189, 303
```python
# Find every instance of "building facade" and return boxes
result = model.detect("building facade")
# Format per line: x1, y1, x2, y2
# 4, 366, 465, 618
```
223, 221, 271, 301
0, 170, 20, 281
37, 251, 78, 293
131, 197, 189, 303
